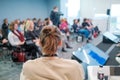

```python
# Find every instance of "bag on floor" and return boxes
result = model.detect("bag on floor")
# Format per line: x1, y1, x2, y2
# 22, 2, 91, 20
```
11, 51, 26, 62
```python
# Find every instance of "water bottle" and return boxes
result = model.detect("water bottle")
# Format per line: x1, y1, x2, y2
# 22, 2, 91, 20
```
77, 36, 82, 42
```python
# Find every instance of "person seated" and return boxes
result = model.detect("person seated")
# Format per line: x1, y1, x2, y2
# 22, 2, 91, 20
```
24, 20, 42, 58
81, 18, 93, 42
0, 29, 9, 48
59, 18, 70, 41
44, 17, 53, 26
8, 21, 25, 47
72, 19, 90, 42
87, 19, 100, 38
20, 25, 84, 80
61, 32, 72, 52
36, 18, 44, 34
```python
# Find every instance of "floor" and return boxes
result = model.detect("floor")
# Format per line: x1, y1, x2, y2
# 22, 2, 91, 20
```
0, 34, 102, 80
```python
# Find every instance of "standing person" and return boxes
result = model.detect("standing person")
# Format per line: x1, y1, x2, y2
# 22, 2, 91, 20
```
20, 25, 84, 80
50, 6, 63, 27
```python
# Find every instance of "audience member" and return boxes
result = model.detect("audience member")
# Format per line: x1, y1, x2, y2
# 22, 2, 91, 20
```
72, 19, 79, 33
44, 17, 53, 26
32, 18, 37, 29
24, 20, 42, 58
59, 18, 70, 41
14, 19, 21, 32
1, 18, 9, 39
0, 29, 9, 48
8, 21, 25, 46
81, 18, 93, 42
19, 20, 26, 35
36, 18, 44, 35
72, 19, 90, 42
20, 25, 84, 80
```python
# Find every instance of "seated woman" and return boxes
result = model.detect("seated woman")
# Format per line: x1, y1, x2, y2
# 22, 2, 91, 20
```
20, 25, 84, 80
24, 20, 42, 58
8, 21, 25, 47
59, 18, 70, 41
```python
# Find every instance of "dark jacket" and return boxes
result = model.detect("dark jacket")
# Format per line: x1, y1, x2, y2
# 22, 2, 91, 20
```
25, 30, 39, 40
2, 23, 9, 39
72, 23, 78, 33
50, 11, 61, 27
82, 22, 90, 29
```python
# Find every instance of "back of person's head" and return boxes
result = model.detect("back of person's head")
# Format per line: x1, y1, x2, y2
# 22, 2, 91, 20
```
44, 18, 52, 26
78, 19, 80, 22
3, 18, 8, 23
60, 18, 65, 23
73, 19, 77, 24
39, 25, 61, 55
14, 19, 20, 25
32, 18, 37, 21
83, 18, 88, 22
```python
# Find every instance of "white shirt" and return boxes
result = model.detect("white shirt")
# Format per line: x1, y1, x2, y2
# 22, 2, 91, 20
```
8, 31, 21, 46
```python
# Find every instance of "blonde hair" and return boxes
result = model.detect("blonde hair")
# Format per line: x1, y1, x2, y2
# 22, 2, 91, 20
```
24, 20, 34, 31
39, 25, 61, 55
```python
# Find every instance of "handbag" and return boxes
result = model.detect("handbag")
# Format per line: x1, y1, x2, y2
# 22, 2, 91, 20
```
11, 51, 26, 62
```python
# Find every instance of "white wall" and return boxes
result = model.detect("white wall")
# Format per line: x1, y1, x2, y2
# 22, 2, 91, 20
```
80, 0, 120, 33
80, 0, 110, 33
112, 0, 120, 4
60, 0, 81, 25
80, 0, 110, 18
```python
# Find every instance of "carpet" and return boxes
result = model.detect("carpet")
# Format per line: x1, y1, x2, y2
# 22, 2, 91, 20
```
105, 46, 120, 65
97, 42, 113, 52
97, 42, 119, 65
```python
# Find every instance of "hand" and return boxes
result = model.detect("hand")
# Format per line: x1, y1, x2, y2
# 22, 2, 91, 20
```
19, 41, 25, 45
33, 39, 39, 43
2, 39, 8, 44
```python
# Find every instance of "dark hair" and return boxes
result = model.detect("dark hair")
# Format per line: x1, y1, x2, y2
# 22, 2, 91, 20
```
78, 19, 80, 22
83, 18, 88, 22
3, 18, 8, 23
9, 21, 18, 31
39, 25, 61, 55
53, 6, 58, 9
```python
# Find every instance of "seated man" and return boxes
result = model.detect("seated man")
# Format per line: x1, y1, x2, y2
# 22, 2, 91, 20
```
72, 19, 90, 42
